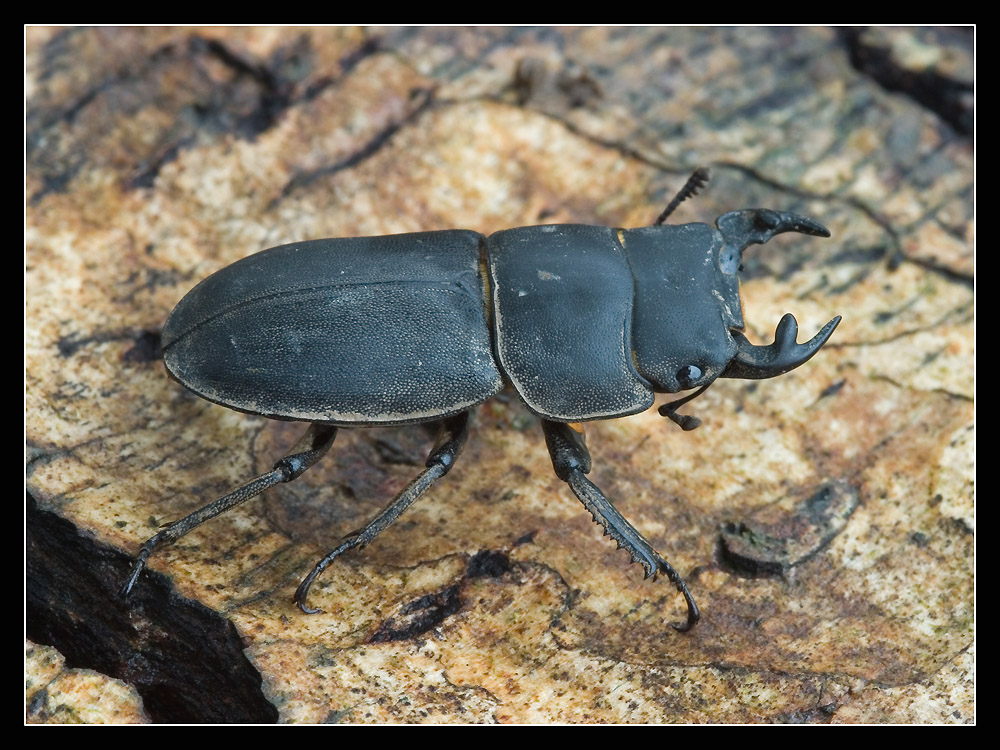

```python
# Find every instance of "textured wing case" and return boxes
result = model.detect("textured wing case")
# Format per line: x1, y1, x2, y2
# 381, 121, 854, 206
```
163, 231, 504, 425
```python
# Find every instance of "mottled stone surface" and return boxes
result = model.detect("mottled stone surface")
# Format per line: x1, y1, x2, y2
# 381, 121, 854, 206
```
26, 26, 973, 723
25, 641, 148, 724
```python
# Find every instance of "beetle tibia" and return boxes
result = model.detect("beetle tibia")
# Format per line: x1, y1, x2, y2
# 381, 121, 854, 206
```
541, 420, 700, 632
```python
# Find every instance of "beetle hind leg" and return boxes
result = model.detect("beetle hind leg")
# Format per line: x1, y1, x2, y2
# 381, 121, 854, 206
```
541, 420, 700, 632
121, 423, 337, 598
294, 412, 470, 614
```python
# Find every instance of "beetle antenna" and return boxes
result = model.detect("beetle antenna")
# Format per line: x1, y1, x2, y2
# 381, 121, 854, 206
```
658, 382, 713, 430
654, 167, 711, 226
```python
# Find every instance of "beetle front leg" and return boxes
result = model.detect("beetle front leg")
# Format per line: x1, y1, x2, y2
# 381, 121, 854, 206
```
541, 420, 700, 632
294, 412, 470, 614
121, 423, 338, 598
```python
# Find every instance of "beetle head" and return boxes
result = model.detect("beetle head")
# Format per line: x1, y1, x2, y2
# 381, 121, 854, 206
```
623, 210, 838, 396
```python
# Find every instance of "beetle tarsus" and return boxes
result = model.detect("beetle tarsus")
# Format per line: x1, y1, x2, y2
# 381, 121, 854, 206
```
668, 574, 701, 632
542, 420, 699, 632
294, 535, 365, 613
294, 414, 470, 615
120, 549, 151, 598
121, 424, 336, 596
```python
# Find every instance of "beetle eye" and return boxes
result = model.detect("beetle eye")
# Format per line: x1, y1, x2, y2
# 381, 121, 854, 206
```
676, 365, 702, 388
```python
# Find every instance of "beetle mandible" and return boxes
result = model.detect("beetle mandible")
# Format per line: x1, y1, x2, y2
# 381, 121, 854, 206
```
121, 169, 840, 631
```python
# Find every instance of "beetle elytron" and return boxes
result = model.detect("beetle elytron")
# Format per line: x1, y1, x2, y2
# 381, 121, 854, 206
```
122, 170, 840, 631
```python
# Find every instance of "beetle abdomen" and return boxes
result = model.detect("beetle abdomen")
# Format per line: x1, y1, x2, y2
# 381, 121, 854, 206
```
163, 231, 504, 425
486, 225, 654, 421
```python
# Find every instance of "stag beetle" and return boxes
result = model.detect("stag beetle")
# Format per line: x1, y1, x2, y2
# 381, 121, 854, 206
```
121, 170, 840, 631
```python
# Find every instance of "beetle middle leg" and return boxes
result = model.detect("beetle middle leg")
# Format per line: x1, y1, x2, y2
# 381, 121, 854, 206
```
541, 420, 700, 632
121, 423, 338, 597
294, 412, 470, 614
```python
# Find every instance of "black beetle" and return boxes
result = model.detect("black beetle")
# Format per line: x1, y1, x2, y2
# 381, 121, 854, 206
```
122, 170, 840, 631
